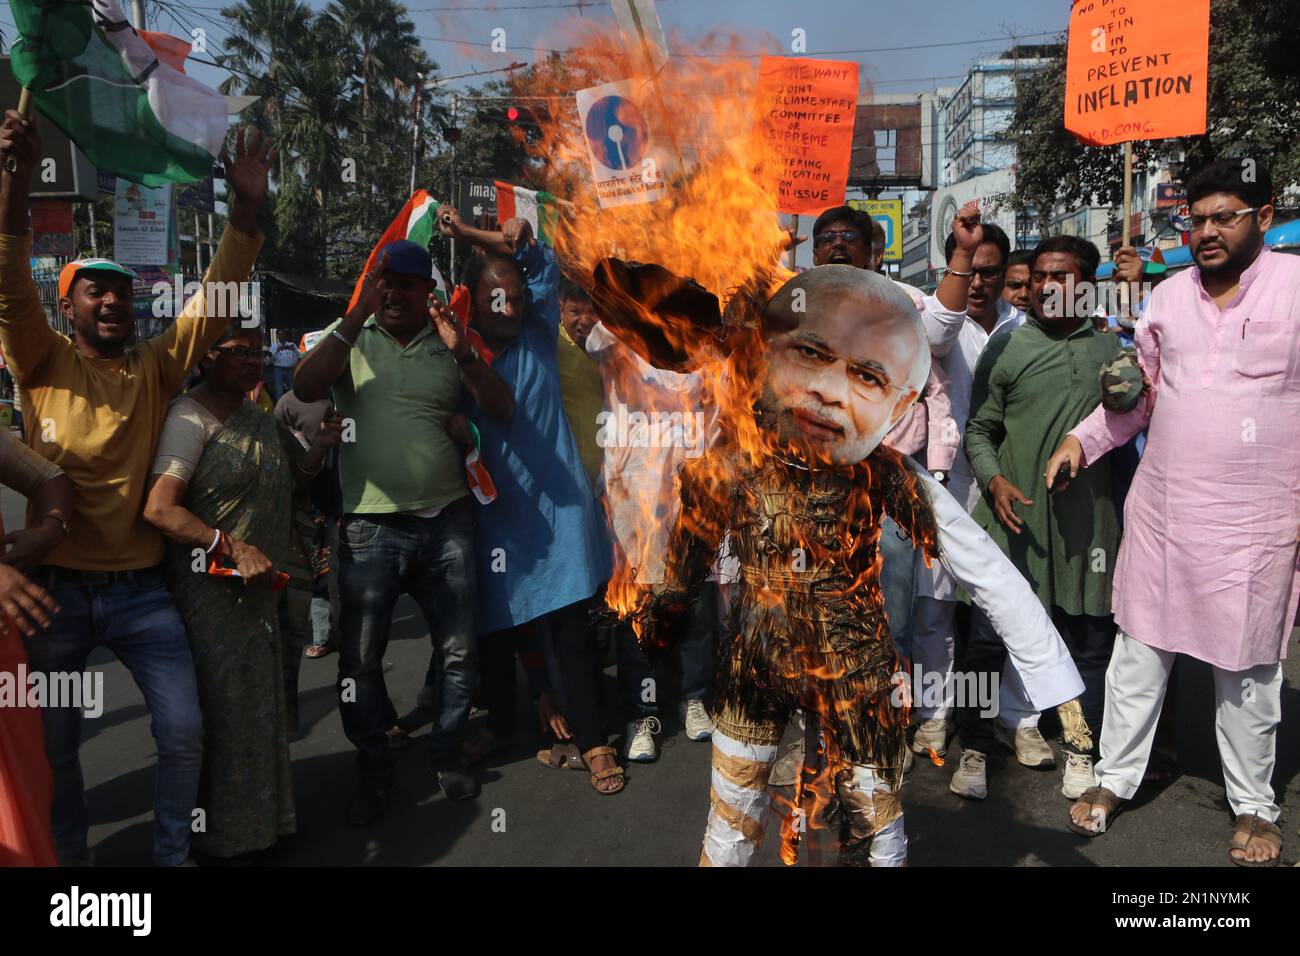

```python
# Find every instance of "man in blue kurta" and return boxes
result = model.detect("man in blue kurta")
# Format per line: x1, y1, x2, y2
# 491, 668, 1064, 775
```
439, 208, 621, 792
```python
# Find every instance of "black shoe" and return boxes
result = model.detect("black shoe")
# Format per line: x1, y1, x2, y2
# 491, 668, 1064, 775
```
346, 779, 397, 826
436, 767, 479, 801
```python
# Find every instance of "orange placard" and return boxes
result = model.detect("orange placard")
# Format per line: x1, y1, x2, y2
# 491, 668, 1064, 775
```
755, 56, 858, 214
1064, 0, 1209, 147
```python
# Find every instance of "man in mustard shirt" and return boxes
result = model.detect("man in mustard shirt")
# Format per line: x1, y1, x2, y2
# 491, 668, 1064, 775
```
0, 110, 272, 866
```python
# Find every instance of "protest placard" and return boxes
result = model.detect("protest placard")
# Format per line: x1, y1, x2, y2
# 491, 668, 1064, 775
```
1064, 0, 1210, 146
755, 56, 858, 214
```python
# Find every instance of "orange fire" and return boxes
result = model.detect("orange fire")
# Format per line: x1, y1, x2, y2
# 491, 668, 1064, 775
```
506, 24, 806, 619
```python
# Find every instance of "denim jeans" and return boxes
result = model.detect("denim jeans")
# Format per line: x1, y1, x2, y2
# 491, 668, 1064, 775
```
617, 581, 717, 719
879, 516, 917, 659
310, 520, 339, 648
22, 569, 203, 866
337, 500, 477, 782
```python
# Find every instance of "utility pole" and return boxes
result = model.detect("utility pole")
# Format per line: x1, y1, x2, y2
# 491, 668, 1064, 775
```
448, 92, 459, 283
409, 73, 422, 195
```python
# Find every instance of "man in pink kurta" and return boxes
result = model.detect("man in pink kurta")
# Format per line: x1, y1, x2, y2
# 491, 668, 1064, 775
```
1049, 160, 1298, 865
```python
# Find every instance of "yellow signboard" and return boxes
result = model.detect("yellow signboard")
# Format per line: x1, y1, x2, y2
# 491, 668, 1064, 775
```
848, 198, 903, 262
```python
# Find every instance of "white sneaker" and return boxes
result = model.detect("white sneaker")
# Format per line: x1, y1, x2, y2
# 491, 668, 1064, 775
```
624, 716, 660, 762
949, 750, 988, 800
912, 717, 951, 757
996, 723, 1056, 769
768, 738, 803, 787
1061, 752, 1095, 799
684, 699, 714, 741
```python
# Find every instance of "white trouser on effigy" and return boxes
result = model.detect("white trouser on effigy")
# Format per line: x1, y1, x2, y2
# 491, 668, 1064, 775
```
700, 727, 907, 867
1095, 629, 1282, 821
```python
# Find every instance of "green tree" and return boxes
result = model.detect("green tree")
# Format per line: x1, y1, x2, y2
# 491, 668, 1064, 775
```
1006, 0, 1300, 233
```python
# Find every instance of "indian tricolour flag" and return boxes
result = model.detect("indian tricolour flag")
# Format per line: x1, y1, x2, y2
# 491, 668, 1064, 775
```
495, 181, 559, 245
8, 0, 228, 185
348, 189, 448, 311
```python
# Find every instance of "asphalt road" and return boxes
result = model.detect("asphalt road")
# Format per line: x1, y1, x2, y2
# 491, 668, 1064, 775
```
4, 487, 1298, 867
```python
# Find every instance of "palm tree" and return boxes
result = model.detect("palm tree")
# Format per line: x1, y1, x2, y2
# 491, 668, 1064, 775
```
277, 14, 360, 272
217, 0, 314, 179
327, 0, 430, 142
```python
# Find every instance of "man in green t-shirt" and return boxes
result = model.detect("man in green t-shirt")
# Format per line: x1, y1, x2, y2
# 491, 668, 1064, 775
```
295, 240, 513, 824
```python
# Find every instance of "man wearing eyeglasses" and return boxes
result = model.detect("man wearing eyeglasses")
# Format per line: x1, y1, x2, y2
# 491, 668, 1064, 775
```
1050, 159, 1297, 866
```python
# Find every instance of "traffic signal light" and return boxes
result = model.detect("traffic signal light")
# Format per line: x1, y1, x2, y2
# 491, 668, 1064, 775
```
475, 104, 552, 132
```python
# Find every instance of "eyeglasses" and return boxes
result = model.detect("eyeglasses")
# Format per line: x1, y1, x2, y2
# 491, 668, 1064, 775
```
211, 345, 263, 359
1188, 208, 1258, 231
784, 340, 904, 404
968, 266, 1005, 281
813, 229, 864, 247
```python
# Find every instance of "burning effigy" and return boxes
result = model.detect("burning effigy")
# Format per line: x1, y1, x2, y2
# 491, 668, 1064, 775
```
509, 22, 1091, 867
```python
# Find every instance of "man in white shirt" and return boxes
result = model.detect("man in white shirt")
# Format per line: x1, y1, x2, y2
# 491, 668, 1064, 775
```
911, 225, 1061, 801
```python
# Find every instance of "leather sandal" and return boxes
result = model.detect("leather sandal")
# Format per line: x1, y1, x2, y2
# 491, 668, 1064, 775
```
582, 745, 625, 795
537, 743, 585, 770
1229, 813, 1282, 867
1068, 785, 1125, 837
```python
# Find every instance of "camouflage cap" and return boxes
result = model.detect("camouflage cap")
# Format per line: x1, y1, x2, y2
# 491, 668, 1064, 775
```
1100, 350, 1144, 412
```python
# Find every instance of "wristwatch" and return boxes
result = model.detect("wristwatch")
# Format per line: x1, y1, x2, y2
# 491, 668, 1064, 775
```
44, 512, 69, 536
455, 344, 480, 367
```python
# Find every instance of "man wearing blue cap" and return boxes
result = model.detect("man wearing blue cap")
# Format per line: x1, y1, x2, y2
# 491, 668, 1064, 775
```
0, 111, 272, 867
295, 238, 514, 822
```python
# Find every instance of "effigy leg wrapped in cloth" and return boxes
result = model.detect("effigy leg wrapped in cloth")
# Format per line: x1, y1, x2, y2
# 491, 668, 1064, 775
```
700, 707, 908, 867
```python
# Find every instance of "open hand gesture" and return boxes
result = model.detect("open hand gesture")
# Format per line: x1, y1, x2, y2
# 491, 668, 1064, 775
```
220, 127, 276, 209
428, 295, 466, 358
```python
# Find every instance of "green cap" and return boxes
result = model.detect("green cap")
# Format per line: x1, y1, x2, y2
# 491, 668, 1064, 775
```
1100, 350, 1144, 413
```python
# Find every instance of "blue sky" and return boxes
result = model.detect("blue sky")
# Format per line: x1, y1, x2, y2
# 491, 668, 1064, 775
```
2, 0, 1074, 99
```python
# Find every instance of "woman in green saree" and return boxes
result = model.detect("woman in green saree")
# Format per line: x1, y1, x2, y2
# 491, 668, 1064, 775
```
144, 321, 342, 860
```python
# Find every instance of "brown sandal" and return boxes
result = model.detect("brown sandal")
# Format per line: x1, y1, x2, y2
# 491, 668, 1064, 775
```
582, 745, 625, 795
537, 743, 585, 770
1229, 813, 1282, 867
1068, 785, 1125, 837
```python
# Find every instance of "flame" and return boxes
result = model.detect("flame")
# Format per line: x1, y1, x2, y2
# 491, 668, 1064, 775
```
501, 24, 811, 620
501, 23, 929, 867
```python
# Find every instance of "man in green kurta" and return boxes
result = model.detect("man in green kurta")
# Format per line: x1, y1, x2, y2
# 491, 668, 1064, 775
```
956, 236, 1120, 801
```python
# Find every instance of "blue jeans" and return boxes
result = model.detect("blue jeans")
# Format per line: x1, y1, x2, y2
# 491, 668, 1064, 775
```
879, 516, 917, 659
617, 581, 717, 719
337, 501, 478, 781
23, 569, 203, 866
